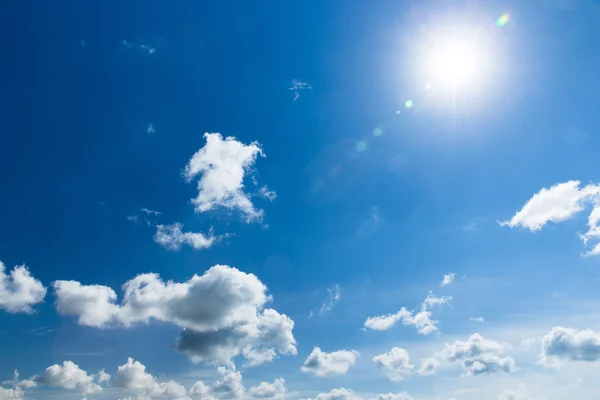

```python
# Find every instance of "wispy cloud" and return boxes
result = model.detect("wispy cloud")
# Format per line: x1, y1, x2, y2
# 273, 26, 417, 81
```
500, 180, 600, 256
289, 79, 312, 101
122, 40, 155, 54
154, 223, 219, 251
441, 273, 456, 287
319, 284, 341, 315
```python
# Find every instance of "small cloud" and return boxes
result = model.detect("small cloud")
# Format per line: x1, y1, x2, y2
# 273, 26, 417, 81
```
469, 317, 484, 323
147, 123, 155, 134
440, 273, 456, 287
141, 208, 161, 216
122, 40, 155, 54
289, 79, 312, 101
154, 223, 220, 251
257, 186, 277, 201
319, 284, 341, 316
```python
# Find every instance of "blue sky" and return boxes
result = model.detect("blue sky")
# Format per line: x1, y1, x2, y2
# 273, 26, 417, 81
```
1, 1, 600, 399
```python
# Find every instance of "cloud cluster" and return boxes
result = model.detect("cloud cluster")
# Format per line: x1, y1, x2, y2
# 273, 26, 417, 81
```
500, 180, 600, 256
364, 292, 451, 334
438, 333, 515, 376
304, 388, 413, 400
115, 358, 187, 400
247, 378, 286, 400
185, 133, 271, 222
154, 223, 219, 251
540, 326, 600, 367
36, 361, 108, 396
417, 333, 515, 377
0, 261, 46, 314
301, 347, 359, 376
53, 265, 297, 366
372, 347, 414, 381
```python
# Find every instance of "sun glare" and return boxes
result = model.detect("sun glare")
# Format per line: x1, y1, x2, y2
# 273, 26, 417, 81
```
429, 40, 482, 88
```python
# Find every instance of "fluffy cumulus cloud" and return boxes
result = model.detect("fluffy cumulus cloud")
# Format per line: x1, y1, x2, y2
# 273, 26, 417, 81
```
364, 292, 451, 334
305, 387, 361, 400
376, 394, 413, 400
499, 383, 531, 400
115, 358, 187, 400
437, 333, 515, 376
53, 265, 296, 366
540, 326, 600, 367
0, 372, 35, 400
372, 347, 414, 382
189, 366, 245, 400
0, 261, 46, 313
441, 273, 456, 287
185, 133, 272, 222
304, 389, 413, 400
36, 361, 107, 396
0, 386, 24, 400
247, 378, 286, 399
500, 180, 600, 255
154, 223, 219, 251
301, 347, 359, 376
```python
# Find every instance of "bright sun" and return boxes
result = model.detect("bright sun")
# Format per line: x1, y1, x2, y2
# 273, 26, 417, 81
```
421, 34, 490, 93
429, 41, 481, 87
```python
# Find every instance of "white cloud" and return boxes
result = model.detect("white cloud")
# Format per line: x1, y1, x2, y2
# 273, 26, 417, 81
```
184, 133, 269, 222
581, 202, 600, 243
438, 333, 515, 376
141, 208, 161, 216
190, 366, 245, 400
319, 284, 340, 315
248, 378, 286, 399
501, 180, 600, 256
0, 386, 24, 400
540, 326, 600, 367
417, 357, 441, 376
470, 317, 485, 323
583, 242, 600, 257
257, 186, 277, 202
305, 388, 361, 400
372, 347, 414, 382
154, 223, 219, 251
301, 347, 359, 376
122, 40, 155, 54
364, 292, 451, 334
0, 262, 46, 314
97, 369, 111, 384
36, 361, 105, 395
53, 265, 297, 366
499, 383, 531, 400
500, 180, 600, 231
289, 79, 312, 101
441, 273, 456, 287
115, 358, 187, 400
375, 394, 414, 400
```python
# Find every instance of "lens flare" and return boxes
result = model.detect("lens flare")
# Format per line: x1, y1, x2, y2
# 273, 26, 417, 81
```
496, 13, 510, 27
405, 100, 414, 108
356, 141, 367, 152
